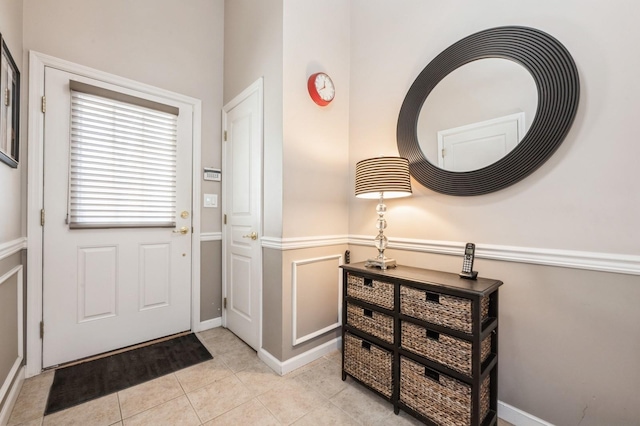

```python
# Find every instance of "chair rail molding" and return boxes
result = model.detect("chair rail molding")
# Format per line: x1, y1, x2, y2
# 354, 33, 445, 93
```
261, 235, 349, 250
350, 235, 640, 276
0, 238, 27, 261
201, 232, 222, 242
259, 234, 639, 276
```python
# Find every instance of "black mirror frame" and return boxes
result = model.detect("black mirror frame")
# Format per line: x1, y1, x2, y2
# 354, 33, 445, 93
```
397, 26, 580, 196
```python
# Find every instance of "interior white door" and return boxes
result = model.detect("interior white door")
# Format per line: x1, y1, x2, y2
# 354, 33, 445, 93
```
42, 67, 193, 367
222, 80, 263, 351
438, 112, 525, 172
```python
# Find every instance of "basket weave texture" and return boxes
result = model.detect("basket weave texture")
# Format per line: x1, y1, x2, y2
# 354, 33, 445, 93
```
401, 321, 492, 376
400, 286, 489, 333
344, 333, 393, 397
347, 302, 394, 343
400, 356, 490, 426
347, 273, 394, 310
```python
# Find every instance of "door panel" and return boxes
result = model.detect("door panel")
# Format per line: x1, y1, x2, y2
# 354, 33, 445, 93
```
42, 67, 193, 367
223, 80, 263, 350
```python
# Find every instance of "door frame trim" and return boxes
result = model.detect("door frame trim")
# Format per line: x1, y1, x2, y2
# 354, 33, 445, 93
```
221, 78, 264, 350
26, 51, 202, 377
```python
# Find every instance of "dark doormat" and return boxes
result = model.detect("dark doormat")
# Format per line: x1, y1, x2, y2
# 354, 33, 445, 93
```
45, 333, 212, 415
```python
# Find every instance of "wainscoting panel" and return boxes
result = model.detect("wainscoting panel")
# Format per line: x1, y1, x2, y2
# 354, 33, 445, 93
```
292, 254, 343, 346
0, 265, 23, 421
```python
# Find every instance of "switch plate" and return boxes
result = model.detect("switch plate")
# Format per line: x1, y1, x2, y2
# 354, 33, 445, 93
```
204, 194, 218, 208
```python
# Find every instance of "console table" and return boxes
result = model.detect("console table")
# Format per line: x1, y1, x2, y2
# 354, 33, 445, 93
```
341, 262, 502, 426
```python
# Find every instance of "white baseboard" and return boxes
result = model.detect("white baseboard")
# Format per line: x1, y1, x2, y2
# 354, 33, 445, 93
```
259, 337, 342, 376
194, 317, 222, 332
498, 400, 554, 426
0, 366, 25, 426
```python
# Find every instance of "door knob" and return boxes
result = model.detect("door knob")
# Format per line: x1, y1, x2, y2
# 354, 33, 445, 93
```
173, 226, 189, 235
242, 231, 258, 240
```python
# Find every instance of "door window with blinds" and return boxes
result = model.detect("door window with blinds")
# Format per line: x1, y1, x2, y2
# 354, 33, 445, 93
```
68, 81, 179, 228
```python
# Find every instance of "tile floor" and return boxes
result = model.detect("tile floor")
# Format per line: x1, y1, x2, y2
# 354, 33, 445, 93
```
8, 327, 513, 425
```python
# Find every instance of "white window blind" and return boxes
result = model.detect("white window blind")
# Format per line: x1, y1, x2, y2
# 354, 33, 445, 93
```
69, 86, 178, 229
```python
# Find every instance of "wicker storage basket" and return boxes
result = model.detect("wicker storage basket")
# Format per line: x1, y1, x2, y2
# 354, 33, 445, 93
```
346, 273, 394, 310
400, 286, 489, 333
347, 302, 394, 343
344, 333, 393, 398
401, 321, 492, 376
400, 356, 490, 426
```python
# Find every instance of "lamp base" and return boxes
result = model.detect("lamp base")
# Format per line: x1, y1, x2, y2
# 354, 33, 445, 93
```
365, 257, 397, 270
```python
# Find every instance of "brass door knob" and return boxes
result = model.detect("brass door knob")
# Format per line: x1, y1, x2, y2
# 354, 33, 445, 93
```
242, 231, 258, 240
173, 226, 189, 235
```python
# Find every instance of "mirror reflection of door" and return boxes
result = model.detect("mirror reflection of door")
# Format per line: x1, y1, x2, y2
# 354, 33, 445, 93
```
438, 112, 524, 172
417, 58, 537, 171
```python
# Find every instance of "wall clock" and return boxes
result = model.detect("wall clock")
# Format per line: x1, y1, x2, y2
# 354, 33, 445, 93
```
307, 72, 335, 106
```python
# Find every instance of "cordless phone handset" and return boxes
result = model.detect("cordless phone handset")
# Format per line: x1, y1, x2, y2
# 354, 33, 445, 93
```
459, 243, 478, 279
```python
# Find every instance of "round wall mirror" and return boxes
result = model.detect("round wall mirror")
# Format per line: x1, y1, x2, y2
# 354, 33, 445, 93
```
397, 26, 580, 196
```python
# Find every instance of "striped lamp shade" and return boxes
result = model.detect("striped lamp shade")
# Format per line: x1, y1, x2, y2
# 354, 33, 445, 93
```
355, 157, 412, 199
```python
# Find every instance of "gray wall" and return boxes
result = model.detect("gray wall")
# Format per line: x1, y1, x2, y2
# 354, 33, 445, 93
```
348, 1, 640, 424
200, 241, 222, 321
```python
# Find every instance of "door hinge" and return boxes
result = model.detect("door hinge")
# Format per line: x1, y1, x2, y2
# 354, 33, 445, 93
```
41, 96, 46, 113
223, 214, 227, 225
4, 88, 9, 106
223, 130, 227, 141
441, 148, 446, 158
40, 321, 44, 339
223, 297, 227, 309
40, 209, 45, 226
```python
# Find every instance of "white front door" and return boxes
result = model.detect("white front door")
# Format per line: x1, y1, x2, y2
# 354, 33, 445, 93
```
42, 67, 193, 367
222, 79, 263, 350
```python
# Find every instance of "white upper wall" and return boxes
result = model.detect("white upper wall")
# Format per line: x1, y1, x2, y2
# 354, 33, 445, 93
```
224, 0, 284, 238
23, 0, 225, 232
349, 0, 640, 256
282, 0, 350, 238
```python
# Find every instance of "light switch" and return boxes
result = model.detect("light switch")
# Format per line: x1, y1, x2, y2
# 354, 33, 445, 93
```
204, 193, 218, 208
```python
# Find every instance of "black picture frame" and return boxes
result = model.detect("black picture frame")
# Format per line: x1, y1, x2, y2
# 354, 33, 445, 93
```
0, 33, 20, 168
397, 26, 580, 196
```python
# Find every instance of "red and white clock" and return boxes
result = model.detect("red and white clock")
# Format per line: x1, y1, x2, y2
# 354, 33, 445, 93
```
307, 72, 335, 106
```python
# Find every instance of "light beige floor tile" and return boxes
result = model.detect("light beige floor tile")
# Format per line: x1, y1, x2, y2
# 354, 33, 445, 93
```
42, 394, 120, 426
122, 395, 200, 426
235, 362, 286, 395
11, 417, 43, 426
292, 401, 359, 426
295, 357, 348, 399
284, 357, 328, 379
257, 378, 326, 424
329, 382, 394, 425
197, 328, 248, 356
217, 343, 263, 373
373, 409, 426, 425
117, 374, 184, 419
174, 357, 233, 393
498, 418, 515, 426
322, 349, 342, 364
186, 374, 254, 423
203, 398, 280, 426
7, 371, 54, 426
